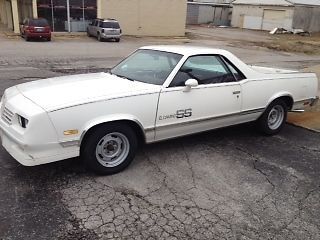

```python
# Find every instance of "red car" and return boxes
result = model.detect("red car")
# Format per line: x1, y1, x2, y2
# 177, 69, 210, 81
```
20, 18, 51, 41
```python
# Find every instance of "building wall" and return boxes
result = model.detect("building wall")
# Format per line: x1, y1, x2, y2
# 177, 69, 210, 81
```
187, 3, 231, 25
199, 5, 231, 25
0, 0, 9, 25
231, 4, 294, 30
293, 6, 320, 32
18, 0, 32, 22
194, 0, 232, 3
0, 0, 14, 30
186, 3, 199, 24
0, 0, 30, 32
101, 0, 187, 36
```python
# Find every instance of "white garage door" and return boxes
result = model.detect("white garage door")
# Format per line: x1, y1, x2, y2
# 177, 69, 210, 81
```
262, 9, 286, 31
243, 16, 263, 30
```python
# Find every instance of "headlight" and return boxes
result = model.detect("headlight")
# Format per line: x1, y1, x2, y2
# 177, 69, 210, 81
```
17, 115, 29, 128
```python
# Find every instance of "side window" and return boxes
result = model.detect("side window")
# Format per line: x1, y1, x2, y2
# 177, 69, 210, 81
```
222, 57, 246, 81
96, 21, 100, 27
170, 55, 236, 87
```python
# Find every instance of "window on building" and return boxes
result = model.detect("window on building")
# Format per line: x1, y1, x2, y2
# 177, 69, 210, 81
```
37, 0, 97, 32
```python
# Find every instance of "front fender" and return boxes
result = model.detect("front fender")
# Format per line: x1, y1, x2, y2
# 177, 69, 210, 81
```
79, 114, 146, 144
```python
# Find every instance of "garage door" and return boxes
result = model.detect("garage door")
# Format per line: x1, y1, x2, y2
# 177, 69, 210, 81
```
262, 9, 286, 31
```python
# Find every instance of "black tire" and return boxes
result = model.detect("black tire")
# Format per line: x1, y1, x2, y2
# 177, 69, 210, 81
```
115, 38, 120, 42
25, 36, 30, 41
97, 33, 103, 42
257, 99, 287, 135
81, 123, 138, 175
47, 37, 51, 42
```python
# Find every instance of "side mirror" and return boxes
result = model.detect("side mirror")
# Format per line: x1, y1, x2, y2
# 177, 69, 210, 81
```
184, 79, 198, 92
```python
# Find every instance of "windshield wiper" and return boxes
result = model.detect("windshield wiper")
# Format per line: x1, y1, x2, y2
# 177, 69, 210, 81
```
114, 74, 134, 81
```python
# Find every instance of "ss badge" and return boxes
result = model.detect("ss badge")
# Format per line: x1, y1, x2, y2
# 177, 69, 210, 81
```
176, 109, 192, 119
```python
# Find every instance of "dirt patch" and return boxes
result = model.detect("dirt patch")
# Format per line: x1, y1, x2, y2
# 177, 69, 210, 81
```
255, 34, 320, 55
288, 112, 320, 132
287, 64, 320, 132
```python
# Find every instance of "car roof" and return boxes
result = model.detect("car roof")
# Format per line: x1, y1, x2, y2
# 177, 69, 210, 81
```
140, 45, 231, 56
27, 18, 46, 21
96, 18, 118, 22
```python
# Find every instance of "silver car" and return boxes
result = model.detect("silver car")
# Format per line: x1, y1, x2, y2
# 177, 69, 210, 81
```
87, 18, 122, 42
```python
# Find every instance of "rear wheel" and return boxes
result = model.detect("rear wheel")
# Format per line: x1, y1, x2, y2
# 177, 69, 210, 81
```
81, 123, 138, 175
257, 99, 287, 135
116, 38, 120, 42
47, 37, 51, 41
25, 35, 30, 41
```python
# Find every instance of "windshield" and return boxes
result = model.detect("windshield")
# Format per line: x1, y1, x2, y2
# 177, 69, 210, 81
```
101, 22, 120, 29
110, 49, 183, 85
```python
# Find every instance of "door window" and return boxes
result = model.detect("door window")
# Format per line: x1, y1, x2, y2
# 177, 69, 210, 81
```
170, 55, 236, 87
222, 57, 246, 81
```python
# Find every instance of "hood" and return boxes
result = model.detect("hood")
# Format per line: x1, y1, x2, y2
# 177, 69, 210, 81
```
16, 72, 160, 111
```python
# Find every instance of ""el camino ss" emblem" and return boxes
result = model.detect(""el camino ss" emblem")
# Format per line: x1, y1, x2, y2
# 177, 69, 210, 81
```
159, 108, 192, 120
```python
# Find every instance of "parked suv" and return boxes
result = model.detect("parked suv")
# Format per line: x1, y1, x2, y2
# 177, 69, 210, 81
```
20, 18, 51, 41
87, 18, 122, 42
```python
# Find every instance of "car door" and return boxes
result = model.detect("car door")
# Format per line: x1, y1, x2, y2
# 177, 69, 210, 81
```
88, 20, 94, 35
155, 55, 242, 141
91, 20, 98, 36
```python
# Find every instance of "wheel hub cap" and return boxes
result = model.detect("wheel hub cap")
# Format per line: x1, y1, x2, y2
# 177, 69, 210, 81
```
267, 105, 284, 130
96, 132, 130, 167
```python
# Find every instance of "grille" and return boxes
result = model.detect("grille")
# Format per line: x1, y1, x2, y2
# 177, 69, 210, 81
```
1, 107, 14, 125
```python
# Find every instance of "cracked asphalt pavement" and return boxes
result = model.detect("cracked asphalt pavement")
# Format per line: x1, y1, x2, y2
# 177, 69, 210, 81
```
0, 28, 320, 239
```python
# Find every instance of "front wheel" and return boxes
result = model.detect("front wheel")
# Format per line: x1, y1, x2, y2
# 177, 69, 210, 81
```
257, 99, 287, 135
81, 123, 138, 175
97, 33, 103, 42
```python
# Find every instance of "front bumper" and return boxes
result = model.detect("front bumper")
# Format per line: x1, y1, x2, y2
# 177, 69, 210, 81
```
0, 127, 79, 166
0, 127, 33, 165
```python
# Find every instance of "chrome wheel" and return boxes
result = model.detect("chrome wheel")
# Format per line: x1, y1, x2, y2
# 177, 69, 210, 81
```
95, 132, 130, 167
267, 105, 284, 130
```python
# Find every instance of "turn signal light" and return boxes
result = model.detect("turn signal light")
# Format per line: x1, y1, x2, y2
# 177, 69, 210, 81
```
63, 130, 79, 135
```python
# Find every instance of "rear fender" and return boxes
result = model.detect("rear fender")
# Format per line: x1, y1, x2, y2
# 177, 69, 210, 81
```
266, 92, 293, 107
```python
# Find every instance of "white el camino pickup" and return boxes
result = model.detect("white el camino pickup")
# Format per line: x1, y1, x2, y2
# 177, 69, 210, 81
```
0, 46, 318, 174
